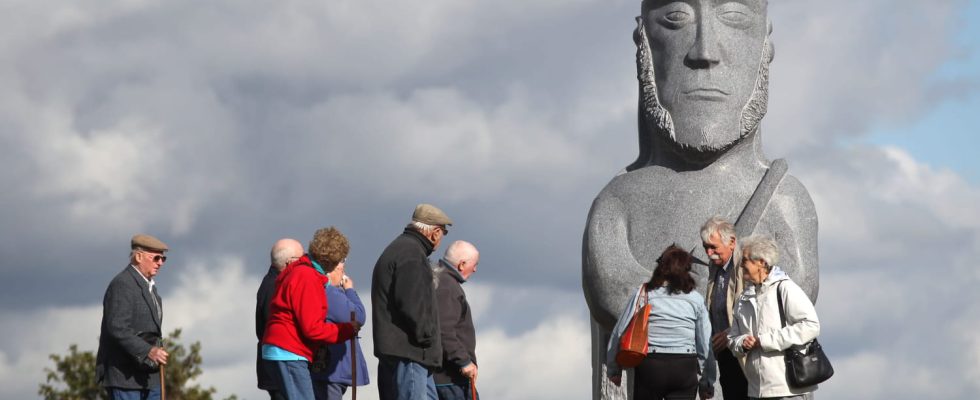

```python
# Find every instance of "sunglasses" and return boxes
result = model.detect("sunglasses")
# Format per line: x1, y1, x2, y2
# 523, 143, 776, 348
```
139, 250, 167, 263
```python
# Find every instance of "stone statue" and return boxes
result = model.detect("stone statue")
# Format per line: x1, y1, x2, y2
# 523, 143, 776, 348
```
582, 1, 819, 398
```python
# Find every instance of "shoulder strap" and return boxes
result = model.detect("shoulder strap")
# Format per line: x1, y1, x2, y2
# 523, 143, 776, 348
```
735, 158, 788, 238
776, 281, 787, 328
640, 284, 649, 307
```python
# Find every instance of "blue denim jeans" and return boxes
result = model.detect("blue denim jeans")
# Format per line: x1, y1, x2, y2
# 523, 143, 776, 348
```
274, 360, 315, 400
106, 387, 161, 400
312, 381, 347, 400
377, 356, 437, 400
436, 383, 479, 400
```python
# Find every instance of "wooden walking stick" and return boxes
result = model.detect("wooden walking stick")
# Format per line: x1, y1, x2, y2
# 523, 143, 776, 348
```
470, 377, 477, 400
159, 338, 166, 400
350, 310, 357, 400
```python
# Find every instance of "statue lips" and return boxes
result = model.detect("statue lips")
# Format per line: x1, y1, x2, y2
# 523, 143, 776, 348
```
683, 87, 730, 101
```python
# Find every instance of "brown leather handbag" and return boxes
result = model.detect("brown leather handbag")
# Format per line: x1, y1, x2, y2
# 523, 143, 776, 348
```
616, 285, 651, 368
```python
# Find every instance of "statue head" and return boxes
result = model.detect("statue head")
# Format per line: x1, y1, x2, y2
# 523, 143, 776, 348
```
632, 0, 773, 168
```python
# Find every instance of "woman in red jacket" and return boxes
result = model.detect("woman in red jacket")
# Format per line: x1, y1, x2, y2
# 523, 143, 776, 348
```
263, 227, 361, 400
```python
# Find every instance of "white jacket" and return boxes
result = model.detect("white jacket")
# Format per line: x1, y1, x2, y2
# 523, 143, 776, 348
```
728, 267, 820, 398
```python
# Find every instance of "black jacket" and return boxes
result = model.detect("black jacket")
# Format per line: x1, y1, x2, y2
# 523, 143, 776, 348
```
433, 260, 477, 385
371, 227, 442, 367
255, 265, 280, 390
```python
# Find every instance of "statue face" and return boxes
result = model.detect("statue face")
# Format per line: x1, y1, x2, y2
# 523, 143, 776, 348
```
642, 0, 768, 152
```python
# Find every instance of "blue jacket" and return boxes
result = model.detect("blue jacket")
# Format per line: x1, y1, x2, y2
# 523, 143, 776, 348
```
606, 285, 716, 389
310, 285, 369, 386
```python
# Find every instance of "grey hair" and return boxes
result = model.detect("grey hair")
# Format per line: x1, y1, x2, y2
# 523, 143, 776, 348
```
740, 234, 779, 270
411, 220, 439, 235
271, 246, 296, 269
444, 240, 478, 266
700, 216, 737, 244
129, 246, 157, 260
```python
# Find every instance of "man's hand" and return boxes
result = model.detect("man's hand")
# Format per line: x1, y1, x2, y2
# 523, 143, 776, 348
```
610, 375, 622, 386
147, 346, 169, 365
461, 364, 478, 381
711, 329, 729, 353
349, 321, 362, 333
699, 385, 715, 399
742, 336, 759, 351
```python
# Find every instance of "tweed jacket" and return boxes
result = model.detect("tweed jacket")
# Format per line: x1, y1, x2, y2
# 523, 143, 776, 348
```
96, 265, 163, 390
704, 248, 744, 332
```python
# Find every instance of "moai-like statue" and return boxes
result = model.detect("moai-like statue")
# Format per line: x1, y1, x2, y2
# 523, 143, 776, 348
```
582, 1, 818, 399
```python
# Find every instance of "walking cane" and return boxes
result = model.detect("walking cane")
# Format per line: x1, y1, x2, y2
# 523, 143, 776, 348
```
470, 377, 477, 400
159, 338, 166, 400
350, 311, 357, 400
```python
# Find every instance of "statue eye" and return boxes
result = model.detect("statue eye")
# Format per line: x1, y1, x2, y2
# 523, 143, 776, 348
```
718, 10, 749, 25
650, 2, 695, 29
664, 10, 692, 23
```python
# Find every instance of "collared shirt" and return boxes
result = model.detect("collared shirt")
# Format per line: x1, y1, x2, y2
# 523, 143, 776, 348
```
710, 258, 733, 334
131, 264, 161, 319
130, 264, 154, 287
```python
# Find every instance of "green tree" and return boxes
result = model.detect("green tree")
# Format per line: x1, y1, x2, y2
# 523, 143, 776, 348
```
39, 328, 238, 400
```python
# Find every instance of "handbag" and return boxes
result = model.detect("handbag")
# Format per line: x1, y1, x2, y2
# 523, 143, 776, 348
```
616, 285, 651, 368
776, 281, 833, 387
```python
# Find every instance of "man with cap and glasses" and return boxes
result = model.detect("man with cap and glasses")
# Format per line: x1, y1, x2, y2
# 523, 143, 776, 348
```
372, 203, 453, 400
96, 234, 171, 400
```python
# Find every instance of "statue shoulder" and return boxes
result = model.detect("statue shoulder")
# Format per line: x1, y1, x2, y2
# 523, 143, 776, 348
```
773, 173, 818, 221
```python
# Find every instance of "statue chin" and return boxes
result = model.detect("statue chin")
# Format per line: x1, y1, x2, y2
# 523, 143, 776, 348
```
641, 99, 746, 165
669, 121, 742, 155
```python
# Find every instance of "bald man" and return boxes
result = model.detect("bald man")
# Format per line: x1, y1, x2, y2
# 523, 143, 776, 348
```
256, 238, 304, 400
433, 241, 481, 400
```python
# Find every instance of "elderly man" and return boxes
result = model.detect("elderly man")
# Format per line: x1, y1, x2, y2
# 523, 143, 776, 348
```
700, 217, 747, 400
96, 234, 171, 400
433, 241, 481, 400
372, 203, 453, 400
256, 238, 304, 400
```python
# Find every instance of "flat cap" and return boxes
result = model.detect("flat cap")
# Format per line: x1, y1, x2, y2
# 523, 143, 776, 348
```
412, 203, 453, 226
131, 234, 169, 252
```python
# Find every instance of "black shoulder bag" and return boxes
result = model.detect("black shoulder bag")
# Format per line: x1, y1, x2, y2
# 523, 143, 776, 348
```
776, 281, 834, 387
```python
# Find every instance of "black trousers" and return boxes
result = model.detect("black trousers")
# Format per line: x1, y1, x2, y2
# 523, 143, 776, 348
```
716, 348, 749, 400
633, 353, 699, 400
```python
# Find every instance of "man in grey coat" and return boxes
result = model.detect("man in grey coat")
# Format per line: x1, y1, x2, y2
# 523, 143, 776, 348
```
96, 234, 171, 400
433, 241, 480, 400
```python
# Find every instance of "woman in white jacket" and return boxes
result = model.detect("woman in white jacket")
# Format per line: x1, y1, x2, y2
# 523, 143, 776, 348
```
728, 235, 820, 399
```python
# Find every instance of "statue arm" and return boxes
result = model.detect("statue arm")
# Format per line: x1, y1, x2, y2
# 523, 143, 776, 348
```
773, 175, 820, 302
583, 193, 650, 329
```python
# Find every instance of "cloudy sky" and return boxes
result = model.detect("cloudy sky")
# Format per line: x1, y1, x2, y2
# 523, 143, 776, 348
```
1, 0, 978, 399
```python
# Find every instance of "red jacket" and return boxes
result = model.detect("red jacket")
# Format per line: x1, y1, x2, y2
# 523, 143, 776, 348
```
262, 255, 356, 361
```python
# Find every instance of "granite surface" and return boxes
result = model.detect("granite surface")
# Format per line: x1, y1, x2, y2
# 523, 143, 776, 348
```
582, 2, 819, 399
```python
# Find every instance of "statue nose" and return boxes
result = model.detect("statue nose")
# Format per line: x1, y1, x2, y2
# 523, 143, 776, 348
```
687, 17, 721, 68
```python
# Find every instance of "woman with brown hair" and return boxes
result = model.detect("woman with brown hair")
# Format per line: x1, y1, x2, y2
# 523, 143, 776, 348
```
606, 245, 716, 399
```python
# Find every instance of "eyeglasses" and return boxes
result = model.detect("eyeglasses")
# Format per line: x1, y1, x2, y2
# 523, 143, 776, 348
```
139, 250, 167, 263
440, 226, 449, 235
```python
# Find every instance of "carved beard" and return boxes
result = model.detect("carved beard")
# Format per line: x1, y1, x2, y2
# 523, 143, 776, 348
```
635, 19, 772, 163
